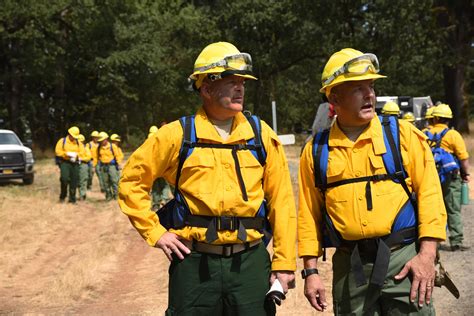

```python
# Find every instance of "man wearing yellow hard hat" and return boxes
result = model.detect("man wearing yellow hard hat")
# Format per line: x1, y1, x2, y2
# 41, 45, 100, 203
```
381, 101, 400, 116
87, 130, 100, 191
54, 126, 85, 203
96, 132, 122, 201
119, 42, 296, 314
77, 134, 92, 201
298, 48, 446, 314
422, 106, 436, 132
402, 111, 416, 124
425, 103, 470, 251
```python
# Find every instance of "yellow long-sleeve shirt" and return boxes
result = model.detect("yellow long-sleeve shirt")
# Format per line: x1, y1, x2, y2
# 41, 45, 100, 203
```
88, 141, 99, 166
298, 115, 447, 257
114, 145, 124, 164
97, 142, 121, 164
79, 142, 92, 163
429, 123, 469, 160
119, 107, 297, 271
55, 136, 84, 162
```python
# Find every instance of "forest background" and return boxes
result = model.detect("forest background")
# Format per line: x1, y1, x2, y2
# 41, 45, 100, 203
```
0, 0, 472, 151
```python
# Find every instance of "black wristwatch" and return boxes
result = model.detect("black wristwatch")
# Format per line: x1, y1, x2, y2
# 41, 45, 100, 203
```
301, 268, 319, 279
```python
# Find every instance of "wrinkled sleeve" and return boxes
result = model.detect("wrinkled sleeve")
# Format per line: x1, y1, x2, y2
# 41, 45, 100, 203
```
451, 130, 469, 160
261, 122, 297, 271
297, 140, 324, 257
55, 138, 66, 159
118, 122, 182, 247
402, 124, 447, 240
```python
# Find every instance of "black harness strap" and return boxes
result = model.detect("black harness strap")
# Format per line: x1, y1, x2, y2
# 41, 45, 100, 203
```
381, 117, 416, 207
174, 115, 267, 243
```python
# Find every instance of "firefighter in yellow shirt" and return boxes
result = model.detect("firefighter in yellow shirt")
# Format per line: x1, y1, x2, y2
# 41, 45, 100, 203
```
298, 48, 447, 314
110, 134, 124, 165
118, 42, 297, 315
97, 132, 121, 201
87, 130, 101, 191
55, 126, 85, 203
426, 103, 470, 251
77, 134, 92, 201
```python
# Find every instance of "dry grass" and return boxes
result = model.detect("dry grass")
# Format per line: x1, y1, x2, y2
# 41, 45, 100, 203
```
0, 160, 131, 309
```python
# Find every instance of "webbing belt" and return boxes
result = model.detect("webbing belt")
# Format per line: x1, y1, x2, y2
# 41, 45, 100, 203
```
186, 214, 265, 243
341, 226, 417, 287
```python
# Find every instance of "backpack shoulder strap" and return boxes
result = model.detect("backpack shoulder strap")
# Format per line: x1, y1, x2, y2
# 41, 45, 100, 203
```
175, 115, 196, 191
380, 116, 414, 203
312, 129, 330, 190
245, 114, 266, 166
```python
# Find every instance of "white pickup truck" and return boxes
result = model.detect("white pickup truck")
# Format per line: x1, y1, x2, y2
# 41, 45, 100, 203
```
0, 129, 35, 184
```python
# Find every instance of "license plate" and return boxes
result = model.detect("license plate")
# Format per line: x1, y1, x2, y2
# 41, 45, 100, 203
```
3, 169, 13, 174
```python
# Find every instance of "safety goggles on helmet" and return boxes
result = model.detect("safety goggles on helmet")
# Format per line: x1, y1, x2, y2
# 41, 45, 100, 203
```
323, 53, 380, 86
193, 53, 253, 75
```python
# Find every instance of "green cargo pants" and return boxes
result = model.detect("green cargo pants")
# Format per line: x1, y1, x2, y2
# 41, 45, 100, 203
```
87, 163, 93, 190
59, 161, 79, 203
95, 164, 106, 193
332, 243, 435, 316
78, 162, 90, 199
166, 242, 275, 316
100, 164, 120, 200
442, 174, 463, 247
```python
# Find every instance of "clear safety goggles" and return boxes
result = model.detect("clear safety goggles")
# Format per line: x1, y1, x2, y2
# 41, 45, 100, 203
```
323, 53, 380, 86
193, 53, 253, 74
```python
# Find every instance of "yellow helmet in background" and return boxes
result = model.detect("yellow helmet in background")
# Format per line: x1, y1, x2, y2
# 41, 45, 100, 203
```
381, 101, 400, 115
97, 131, 109, 142
68, 126, 80, 139
189, 42, 257, 90
425, 107, 435, 119
402, 112, 415, 122
90, 130, 99, 138
433, 103, 453, 119
77, 134, 85, 142
320, 48, 386, 95
110, 133, 121, 142
149, 125, 159, 134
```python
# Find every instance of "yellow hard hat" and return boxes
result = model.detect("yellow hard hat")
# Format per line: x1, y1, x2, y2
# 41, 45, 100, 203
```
425, 107, 435, 119
78, 134, 85, 142
402, 112, 415, 122
433, 103, 453, 119
320, 48, 386, 95
381, 101, 400, 115
97, 131, 109, 142
110, 133, 121, 142
68, 126, 80, 139
189, 42, 257, 89
149, 125, 159, 134
90, 130, 99, 137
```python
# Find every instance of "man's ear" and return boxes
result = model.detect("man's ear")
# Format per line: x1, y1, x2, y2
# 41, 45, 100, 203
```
200, 82, 211, 99
328, 92, 338, 106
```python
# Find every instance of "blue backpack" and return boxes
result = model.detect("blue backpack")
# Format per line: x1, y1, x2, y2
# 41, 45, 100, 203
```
156, 113, 272, 245
424, 128, 459, 183
312, 115, 417, 287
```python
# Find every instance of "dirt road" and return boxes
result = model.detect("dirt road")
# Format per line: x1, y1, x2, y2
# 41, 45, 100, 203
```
0, 150, 473, 315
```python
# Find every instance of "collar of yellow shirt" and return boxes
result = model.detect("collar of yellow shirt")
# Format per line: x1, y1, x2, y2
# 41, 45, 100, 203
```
195, 107, 257, 143
328, 115, 387, 155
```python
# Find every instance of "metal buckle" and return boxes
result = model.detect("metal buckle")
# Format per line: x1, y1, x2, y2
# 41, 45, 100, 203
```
217, 216, 235, 231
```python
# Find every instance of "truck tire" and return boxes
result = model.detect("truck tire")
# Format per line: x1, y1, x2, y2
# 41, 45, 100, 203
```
23, 175, 34, 185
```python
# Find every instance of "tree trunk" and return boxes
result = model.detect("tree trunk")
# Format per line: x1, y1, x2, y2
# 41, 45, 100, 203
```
437, 0, 472, 133
6, 40, 23, 138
